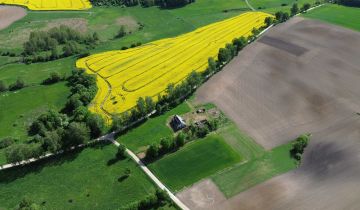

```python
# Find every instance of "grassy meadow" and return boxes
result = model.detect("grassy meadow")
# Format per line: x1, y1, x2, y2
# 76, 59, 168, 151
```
0, 82, 70, 139
302, 4, 360, 31
212, 142, 297, 197
149, 135, 242, 191
0, 144, 159, 209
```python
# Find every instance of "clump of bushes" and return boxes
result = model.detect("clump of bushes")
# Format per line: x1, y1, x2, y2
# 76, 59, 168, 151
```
0, 137, 16, 149
42, 72, 64, 85
291, 134, 311, 162
23, 25, 99, 64
122, 189, 174, 210
8, 78, 26, 91
4, 70, 104, 164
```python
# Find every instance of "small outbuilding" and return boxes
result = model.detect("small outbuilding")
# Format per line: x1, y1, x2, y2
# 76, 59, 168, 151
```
170, 115, 187, 131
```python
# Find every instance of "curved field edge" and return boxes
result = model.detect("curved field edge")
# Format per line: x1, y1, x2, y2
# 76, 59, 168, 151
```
0, 0, 92, 10
76, 12, 273, 120
0, 145, 158, 209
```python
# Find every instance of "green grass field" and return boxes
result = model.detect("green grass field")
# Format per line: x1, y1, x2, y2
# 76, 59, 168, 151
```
302, 4, 360, 31
248, 0, 320, 14
0, 144, 159, 210
117, 102, 191, 153
0, 57, 75, 85
0, 82, 70, 165
0, 0, 250, 52
0, 82, 69, 139
212, 142, 297, 197
149, 135, 242, 191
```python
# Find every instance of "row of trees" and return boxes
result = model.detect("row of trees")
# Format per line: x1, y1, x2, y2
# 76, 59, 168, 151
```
145, 118, 220, 161
336, 0, 360, 7
269, 2, 312, 25
4, 70, 104, 164
140, 0, 195, 8
90, 0, 139, 6
111, 31, 254, 134
89, 0, 194, 8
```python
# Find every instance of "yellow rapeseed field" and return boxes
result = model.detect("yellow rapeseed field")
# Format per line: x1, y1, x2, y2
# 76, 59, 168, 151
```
77, 12, 272, 121
0, 0, 92, 10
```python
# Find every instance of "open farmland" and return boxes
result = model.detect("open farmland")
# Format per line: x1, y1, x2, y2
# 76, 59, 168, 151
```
0, 144, 162, 209
0, 0, 91, 10
77, 12, 272, 120
190, 17, 360, 209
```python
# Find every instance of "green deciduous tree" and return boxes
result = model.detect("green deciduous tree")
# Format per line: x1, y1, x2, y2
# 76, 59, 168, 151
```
86, 113, 105, 138
146, 143, 159, 159
62, 122, 90, 148
291, 3, 299, 16
264, 16, 274, 27
116, 143, 127, 159
301, 3, 311, 12
116, 26, 126, 38
145, 96, 155, 113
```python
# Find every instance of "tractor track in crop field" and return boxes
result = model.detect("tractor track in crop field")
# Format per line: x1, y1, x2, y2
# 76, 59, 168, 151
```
77, 12, 272, 118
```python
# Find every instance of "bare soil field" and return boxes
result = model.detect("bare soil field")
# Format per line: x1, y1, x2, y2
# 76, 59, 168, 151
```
184, 17, 360, 210
0, 6, 26, 30
196, 17, 360, 150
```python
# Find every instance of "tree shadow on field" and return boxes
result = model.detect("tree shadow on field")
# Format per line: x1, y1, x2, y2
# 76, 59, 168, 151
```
0, 148, 83, 184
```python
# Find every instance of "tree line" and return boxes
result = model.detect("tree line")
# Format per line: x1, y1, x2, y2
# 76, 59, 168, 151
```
336, 0, 360, 7
122, 189, 177, 210
90, 0, 195, 8
23, 25, 99, 64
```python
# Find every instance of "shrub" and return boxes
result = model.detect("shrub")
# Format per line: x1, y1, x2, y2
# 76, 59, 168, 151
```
116, 144, 127, 159
0, 137, 15, 149
42, 72, 62, 85
0, 80, 7, 92
9, 78, 25, 91
146, 143, 159, 160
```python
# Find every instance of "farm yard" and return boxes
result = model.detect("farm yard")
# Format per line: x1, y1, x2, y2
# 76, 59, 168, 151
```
0, 0, 92, 10
77, 12, 272, 120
